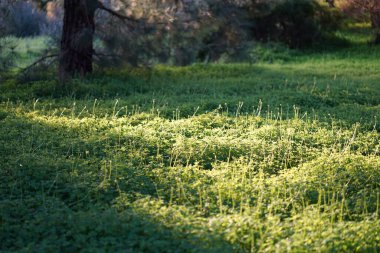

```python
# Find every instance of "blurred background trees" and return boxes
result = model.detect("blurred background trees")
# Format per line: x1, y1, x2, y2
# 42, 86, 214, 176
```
0, 0, 47, 37
339, 0, 380, 43
0, 0, 378, 79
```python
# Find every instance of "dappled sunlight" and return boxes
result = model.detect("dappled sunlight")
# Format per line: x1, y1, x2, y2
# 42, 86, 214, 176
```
1, 102, 379, 251
1, 1, 380, 249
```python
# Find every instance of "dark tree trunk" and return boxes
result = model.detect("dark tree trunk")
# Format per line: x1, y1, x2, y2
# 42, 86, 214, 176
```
371, 13, 380, 44
325, 0, 335, 8
59, 0, 98, 82
375, 31, 380, 45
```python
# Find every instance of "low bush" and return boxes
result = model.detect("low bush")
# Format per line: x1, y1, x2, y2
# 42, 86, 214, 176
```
252, 0, 343, 48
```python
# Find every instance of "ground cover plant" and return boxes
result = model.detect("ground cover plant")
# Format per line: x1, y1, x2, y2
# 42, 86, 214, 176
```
0, 25, 380, 252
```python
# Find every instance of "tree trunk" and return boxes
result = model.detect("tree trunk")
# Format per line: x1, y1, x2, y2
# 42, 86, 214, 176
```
325, 0, 335, 8
371, 14, 380, 44
375, 31, 380, 44
59, 0, 98, 82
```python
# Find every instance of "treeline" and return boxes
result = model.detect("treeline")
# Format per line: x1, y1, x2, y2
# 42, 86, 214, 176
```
0, 0, 378, 68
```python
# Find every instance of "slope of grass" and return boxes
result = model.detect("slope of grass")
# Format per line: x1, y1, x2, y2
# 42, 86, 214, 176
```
0, 25, 379, 252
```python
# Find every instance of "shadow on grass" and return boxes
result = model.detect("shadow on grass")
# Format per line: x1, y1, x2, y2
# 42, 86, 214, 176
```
0, 113, 236, 253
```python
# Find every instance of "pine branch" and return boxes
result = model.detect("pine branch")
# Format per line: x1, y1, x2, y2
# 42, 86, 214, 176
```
97, 1, 138, 23
21, 54, 58, 73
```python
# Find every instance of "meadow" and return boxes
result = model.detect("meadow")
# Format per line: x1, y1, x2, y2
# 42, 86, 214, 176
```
0, 25, 379, 252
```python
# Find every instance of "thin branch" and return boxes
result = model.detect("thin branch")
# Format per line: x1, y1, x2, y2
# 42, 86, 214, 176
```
93, 51, 120, 59
21, 54, 58, 73
97, 1, 138, 23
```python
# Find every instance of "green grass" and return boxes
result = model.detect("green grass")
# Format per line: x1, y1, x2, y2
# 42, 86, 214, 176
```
0, 25, 380, 252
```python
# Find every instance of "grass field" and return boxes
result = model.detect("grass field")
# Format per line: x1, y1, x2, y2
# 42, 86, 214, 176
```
0, 25, 379, 252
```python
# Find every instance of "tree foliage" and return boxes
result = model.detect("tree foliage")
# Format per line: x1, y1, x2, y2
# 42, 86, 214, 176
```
251, 0, 342, 48
97, 0, 253, 66
97, 0, 342, 66
339, 0, 380, 43
0, 0, 346, 78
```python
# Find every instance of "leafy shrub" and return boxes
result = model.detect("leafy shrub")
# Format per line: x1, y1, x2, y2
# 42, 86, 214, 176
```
339, 0, 380, 43
248, 42, 296, 63
0, 37, 18, 78
96, 0, 253, 67
252, 0, 343, 48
